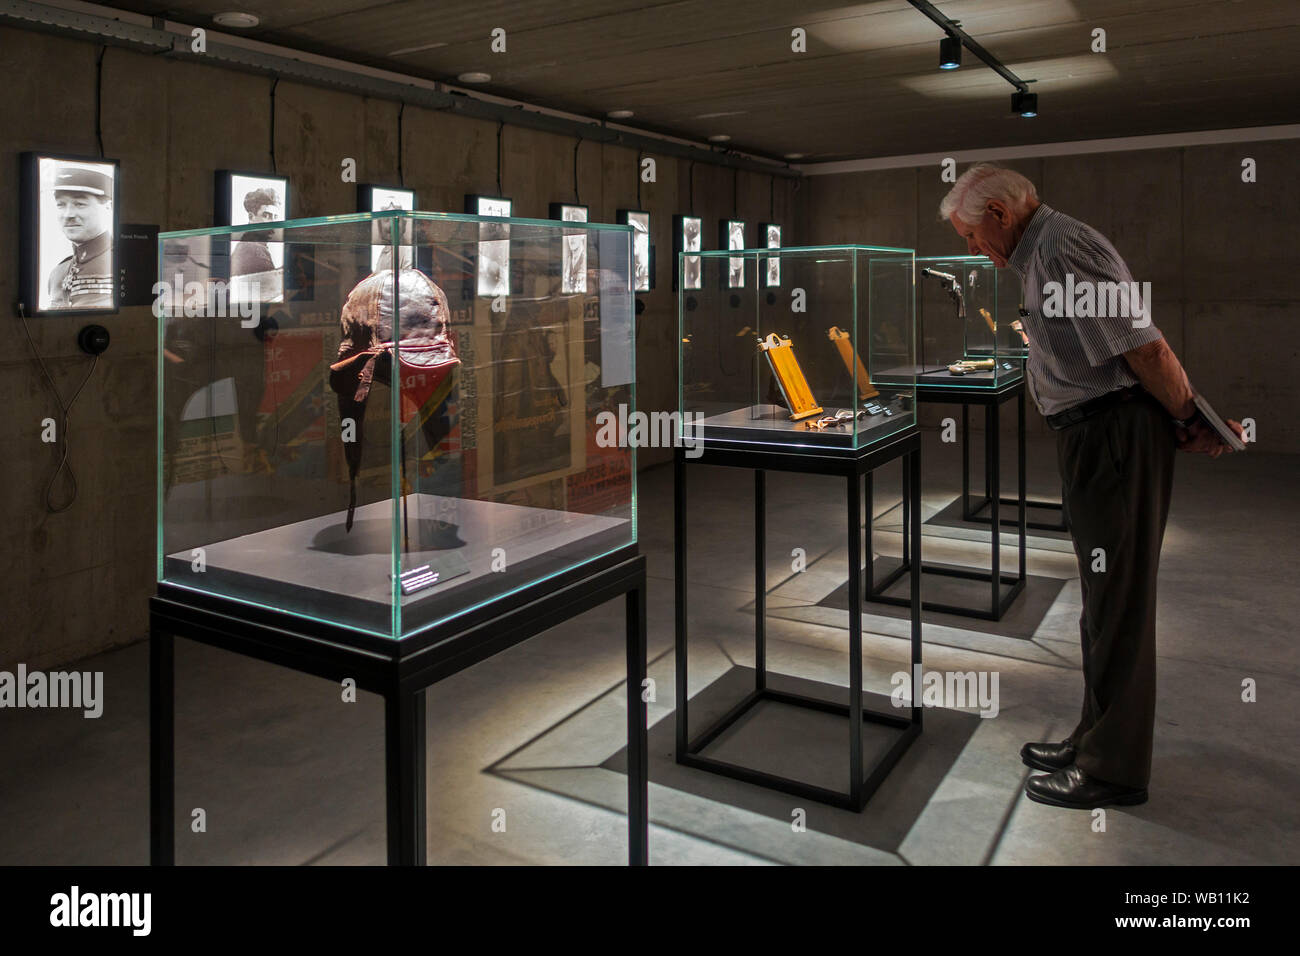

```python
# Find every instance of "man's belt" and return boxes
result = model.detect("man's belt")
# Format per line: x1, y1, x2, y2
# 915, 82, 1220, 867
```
1046, 385, 1145, 430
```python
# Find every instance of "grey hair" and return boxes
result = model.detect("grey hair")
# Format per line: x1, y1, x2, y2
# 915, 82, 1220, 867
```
938, 163, 1039, 224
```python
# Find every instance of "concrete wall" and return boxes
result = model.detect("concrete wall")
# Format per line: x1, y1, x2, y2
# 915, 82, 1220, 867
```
797, 146, 1300, 448
0, 26, 797, 669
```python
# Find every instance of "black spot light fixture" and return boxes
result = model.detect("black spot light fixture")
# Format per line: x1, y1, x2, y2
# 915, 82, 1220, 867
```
908, 0, 1038, 116
939, 34, 961, 70
1012, 91, 1038, 118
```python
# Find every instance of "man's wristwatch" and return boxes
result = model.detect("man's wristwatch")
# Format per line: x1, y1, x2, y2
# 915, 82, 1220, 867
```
1172, 407, 1203, 430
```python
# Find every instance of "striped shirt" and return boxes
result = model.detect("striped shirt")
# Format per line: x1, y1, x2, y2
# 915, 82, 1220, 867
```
1008, 204, 1163, 416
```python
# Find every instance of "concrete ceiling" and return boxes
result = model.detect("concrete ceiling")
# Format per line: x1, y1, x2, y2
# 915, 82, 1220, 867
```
109, 0, 1300, 161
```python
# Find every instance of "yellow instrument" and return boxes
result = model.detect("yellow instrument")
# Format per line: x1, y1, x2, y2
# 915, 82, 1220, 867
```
827, 326, 879, 400
947, 358, 996, 375
759, 333, 823, 420
979, 307, 996, 334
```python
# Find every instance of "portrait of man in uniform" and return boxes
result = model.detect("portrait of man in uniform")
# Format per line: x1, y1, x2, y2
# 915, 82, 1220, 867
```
39, 161, 117, 312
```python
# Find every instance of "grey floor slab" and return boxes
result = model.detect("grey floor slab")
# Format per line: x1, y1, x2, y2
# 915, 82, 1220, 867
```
0, 430, 1296, 865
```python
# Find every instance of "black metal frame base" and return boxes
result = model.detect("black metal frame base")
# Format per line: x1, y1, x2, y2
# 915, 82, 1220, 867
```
964, 494, 1066, 533
865, 379, 1027, 622
150, 548, 649, 866
678, 686, 921, 811
674, 430, 922, 812
960, 401, 1067, 532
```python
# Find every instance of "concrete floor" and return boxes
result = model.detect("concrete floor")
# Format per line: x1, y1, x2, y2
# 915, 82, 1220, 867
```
1, 430, 1297, 865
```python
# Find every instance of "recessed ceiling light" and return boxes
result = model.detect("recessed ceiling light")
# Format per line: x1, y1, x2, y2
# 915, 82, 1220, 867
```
607, 109, 634, 119
213, 12, 259, 28
708, 134, 731, 143
694, 111, 747, 120
457, 72, 491, 84
784, 153, 806, 160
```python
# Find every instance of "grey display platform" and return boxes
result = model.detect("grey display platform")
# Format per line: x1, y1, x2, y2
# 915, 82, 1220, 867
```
875, 363, 1022, 386
165, 493, 631, 635
692, 402, 913, 448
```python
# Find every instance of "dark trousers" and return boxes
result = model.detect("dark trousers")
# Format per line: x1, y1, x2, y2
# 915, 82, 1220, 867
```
1055, 392, 1175, 788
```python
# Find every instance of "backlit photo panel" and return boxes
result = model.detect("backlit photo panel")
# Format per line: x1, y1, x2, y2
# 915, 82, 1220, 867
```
619, 210, 651, 292
359, 184, 416, 272
722, 219, 746, 289
551, 203, 589, 294
21, 153, 120, 315
216, 171, 289, 305
762, 222, 782, 287
674, 214, 703, 292
467, 195, 512, 297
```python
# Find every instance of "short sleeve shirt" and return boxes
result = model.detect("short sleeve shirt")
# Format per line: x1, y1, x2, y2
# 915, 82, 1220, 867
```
1007, 204, 1163, 415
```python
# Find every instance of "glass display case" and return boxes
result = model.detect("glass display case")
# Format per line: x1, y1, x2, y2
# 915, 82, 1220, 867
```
157, 211, 637, 640
911, 255, 1023, 385
995, 264, 1029, 359
678, 244, 916, 450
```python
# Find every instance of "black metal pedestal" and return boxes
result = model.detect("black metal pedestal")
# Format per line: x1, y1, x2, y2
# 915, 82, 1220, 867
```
150, 549, 649, 866
961, 400, 1066, 533
866, 378, 1027, 621
674, 430, 922, 812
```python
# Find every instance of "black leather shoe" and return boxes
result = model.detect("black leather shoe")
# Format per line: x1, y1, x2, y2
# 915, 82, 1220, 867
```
1020, 739, 1076, 773
1024, 765, 1148, 809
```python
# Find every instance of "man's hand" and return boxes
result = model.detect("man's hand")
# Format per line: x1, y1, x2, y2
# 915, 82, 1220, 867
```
1176, 418, 1244, 458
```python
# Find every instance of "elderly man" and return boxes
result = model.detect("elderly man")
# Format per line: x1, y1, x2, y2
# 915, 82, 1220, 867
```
939, 163, 1241, 809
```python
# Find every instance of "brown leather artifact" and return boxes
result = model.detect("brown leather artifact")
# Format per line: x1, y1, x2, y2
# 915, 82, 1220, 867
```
328, 268, 460, 530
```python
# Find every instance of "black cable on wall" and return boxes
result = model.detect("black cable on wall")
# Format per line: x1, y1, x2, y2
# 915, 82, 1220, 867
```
573, 136, 581, 204
496, 120, 504, 195
270, 77, 279, 173
397, 101, 406, 187
94, 45, 107, 158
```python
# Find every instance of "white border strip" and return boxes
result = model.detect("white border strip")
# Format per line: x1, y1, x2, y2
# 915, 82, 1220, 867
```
795, 125, 1300, 175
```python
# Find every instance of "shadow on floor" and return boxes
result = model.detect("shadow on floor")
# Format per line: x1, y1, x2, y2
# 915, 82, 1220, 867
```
492, 666, 980, 857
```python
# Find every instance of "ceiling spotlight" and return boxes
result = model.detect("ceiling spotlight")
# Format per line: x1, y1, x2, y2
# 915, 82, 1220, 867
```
457, 71, 491, 84
784, 153, 805, 160
708, 134, 731, 143
1011, 91, 1038, 117
939, 34, 961, 70
213, 12, 259, 28
607, 109, 634, 119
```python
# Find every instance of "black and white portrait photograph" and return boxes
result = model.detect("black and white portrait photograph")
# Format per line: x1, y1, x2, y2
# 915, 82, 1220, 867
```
763, 222, 781, 287
24, 155, 118, 314
624, 210, 650, 292
553, 203, 588, 294
681, 215, 702, 291
468, 195, 512, 296
218, 171, 288, 304
726, 219, 745, 289
361, 185, 416, 272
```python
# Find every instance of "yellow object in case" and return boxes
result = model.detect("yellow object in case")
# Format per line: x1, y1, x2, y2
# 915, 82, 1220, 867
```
759, 333, 823, 420
827, 326, 879, 400
947, 358, 996, 374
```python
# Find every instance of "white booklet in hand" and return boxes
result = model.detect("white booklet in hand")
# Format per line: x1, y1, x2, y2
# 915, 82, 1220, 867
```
1194, 393, 1246, 452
